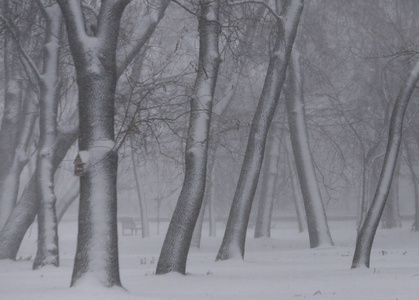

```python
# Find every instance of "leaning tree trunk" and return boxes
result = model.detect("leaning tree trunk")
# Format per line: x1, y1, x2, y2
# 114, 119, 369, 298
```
0, 119, 77, 260
285, 51, 333, 248
404, 138, 419, 231
33, 2, 62, 270
381, 158, 401, 229
0, 31, 23, 229
190, 6, 263, 247
156, 0, 221, 275
351, 60, 419, 269
216, 0, 304, 261
0, 84, 37, 230
254, 127, 280, 238
57, 0, 131, 287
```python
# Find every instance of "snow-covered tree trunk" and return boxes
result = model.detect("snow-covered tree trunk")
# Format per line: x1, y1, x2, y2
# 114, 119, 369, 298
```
0, 85, 37, 230
216, 0, 304, 261
57, 0, 131, 287
208, 167, 216, 237
404, 139, 419, 231
130, 135, 150, 238
191, 193, 206, 248
33, 2, 62, 270
156, 0, 221, 275
191, 143, 217, 247
381, 158, 401, 229
0, 118, 78, 260
358, 159, 368, 230
190, 7, 262, 246
254, 129, 280, 238
0, 23, 23, 228
285, 51, 333, 248
351, 60, 419, 269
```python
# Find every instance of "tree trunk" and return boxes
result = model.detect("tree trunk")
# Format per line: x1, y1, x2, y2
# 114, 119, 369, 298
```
404, 139, 419, 231
156, 0, 221, 275
130, 135, 150, 238
0, 84, 37, 231
208, 168, 216, 237
357, 159, 368, 230
216, 0, 304, 261
285, 51, 333, 248
254, 128, 280, 238
0, 120, 78, 260
0, 27, 23, 228
286, 141, 305, 232
33, 3, 62, 270
351, 60, 419, 269
191, 143, 217, 247
191, 194, 206, 248
57, 0, 131, 287
381, 158, 401, 229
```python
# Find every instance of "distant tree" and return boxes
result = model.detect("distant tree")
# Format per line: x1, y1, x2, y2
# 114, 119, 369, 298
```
156, 0, 221, 275
352, 59, 419, 269
216, 0, 304, 261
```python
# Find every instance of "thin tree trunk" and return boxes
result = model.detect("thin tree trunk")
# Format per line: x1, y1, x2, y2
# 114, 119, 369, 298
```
404, 139, 419, 231
190, 7, 262, 246
191, 194, 206, 248
156, 0, 221, 275
0, 29, 23, 228
286, 140, 305, 232
0, 119, 78, 260
208, 167, 216, 237
0, 85, 37, 230
351, 60, 419, 269
254, 128, 280, 238
285, 50, 333, 247
33, 2, 62, 270
216, 0, 304, 261
358, 159, 368, 230
381, 158, 401, 229
191, 143, 217, 247
130, 135, 150, 238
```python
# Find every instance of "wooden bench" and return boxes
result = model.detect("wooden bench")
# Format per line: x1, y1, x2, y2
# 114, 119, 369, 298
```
120, 217, 141, 236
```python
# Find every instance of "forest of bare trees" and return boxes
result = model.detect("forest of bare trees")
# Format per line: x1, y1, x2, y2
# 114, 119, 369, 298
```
0, 0, 419, 297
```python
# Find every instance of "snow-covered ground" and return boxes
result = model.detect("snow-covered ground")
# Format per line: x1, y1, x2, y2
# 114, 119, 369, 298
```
1, 219, 418, 299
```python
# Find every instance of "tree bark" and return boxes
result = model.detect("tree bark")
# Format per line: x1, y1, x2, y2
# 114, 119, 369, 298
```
404, 139, 419, 231
156, 0, 221, 275
351, 60, 419, 269
254, 128, 280, 238
285, 51, 333, 247
0, 119, 78, 260
381, 158, 401, 229
33, 2, 63, 270
216, 0, 304, 261
57, 0, 131, 287
0, 84, 37, 231
0, 19, 23, 228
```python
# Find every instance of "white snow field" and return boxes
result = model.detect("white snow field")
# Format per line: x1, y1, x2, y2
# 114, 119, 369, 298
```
1, 219, 418, 299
